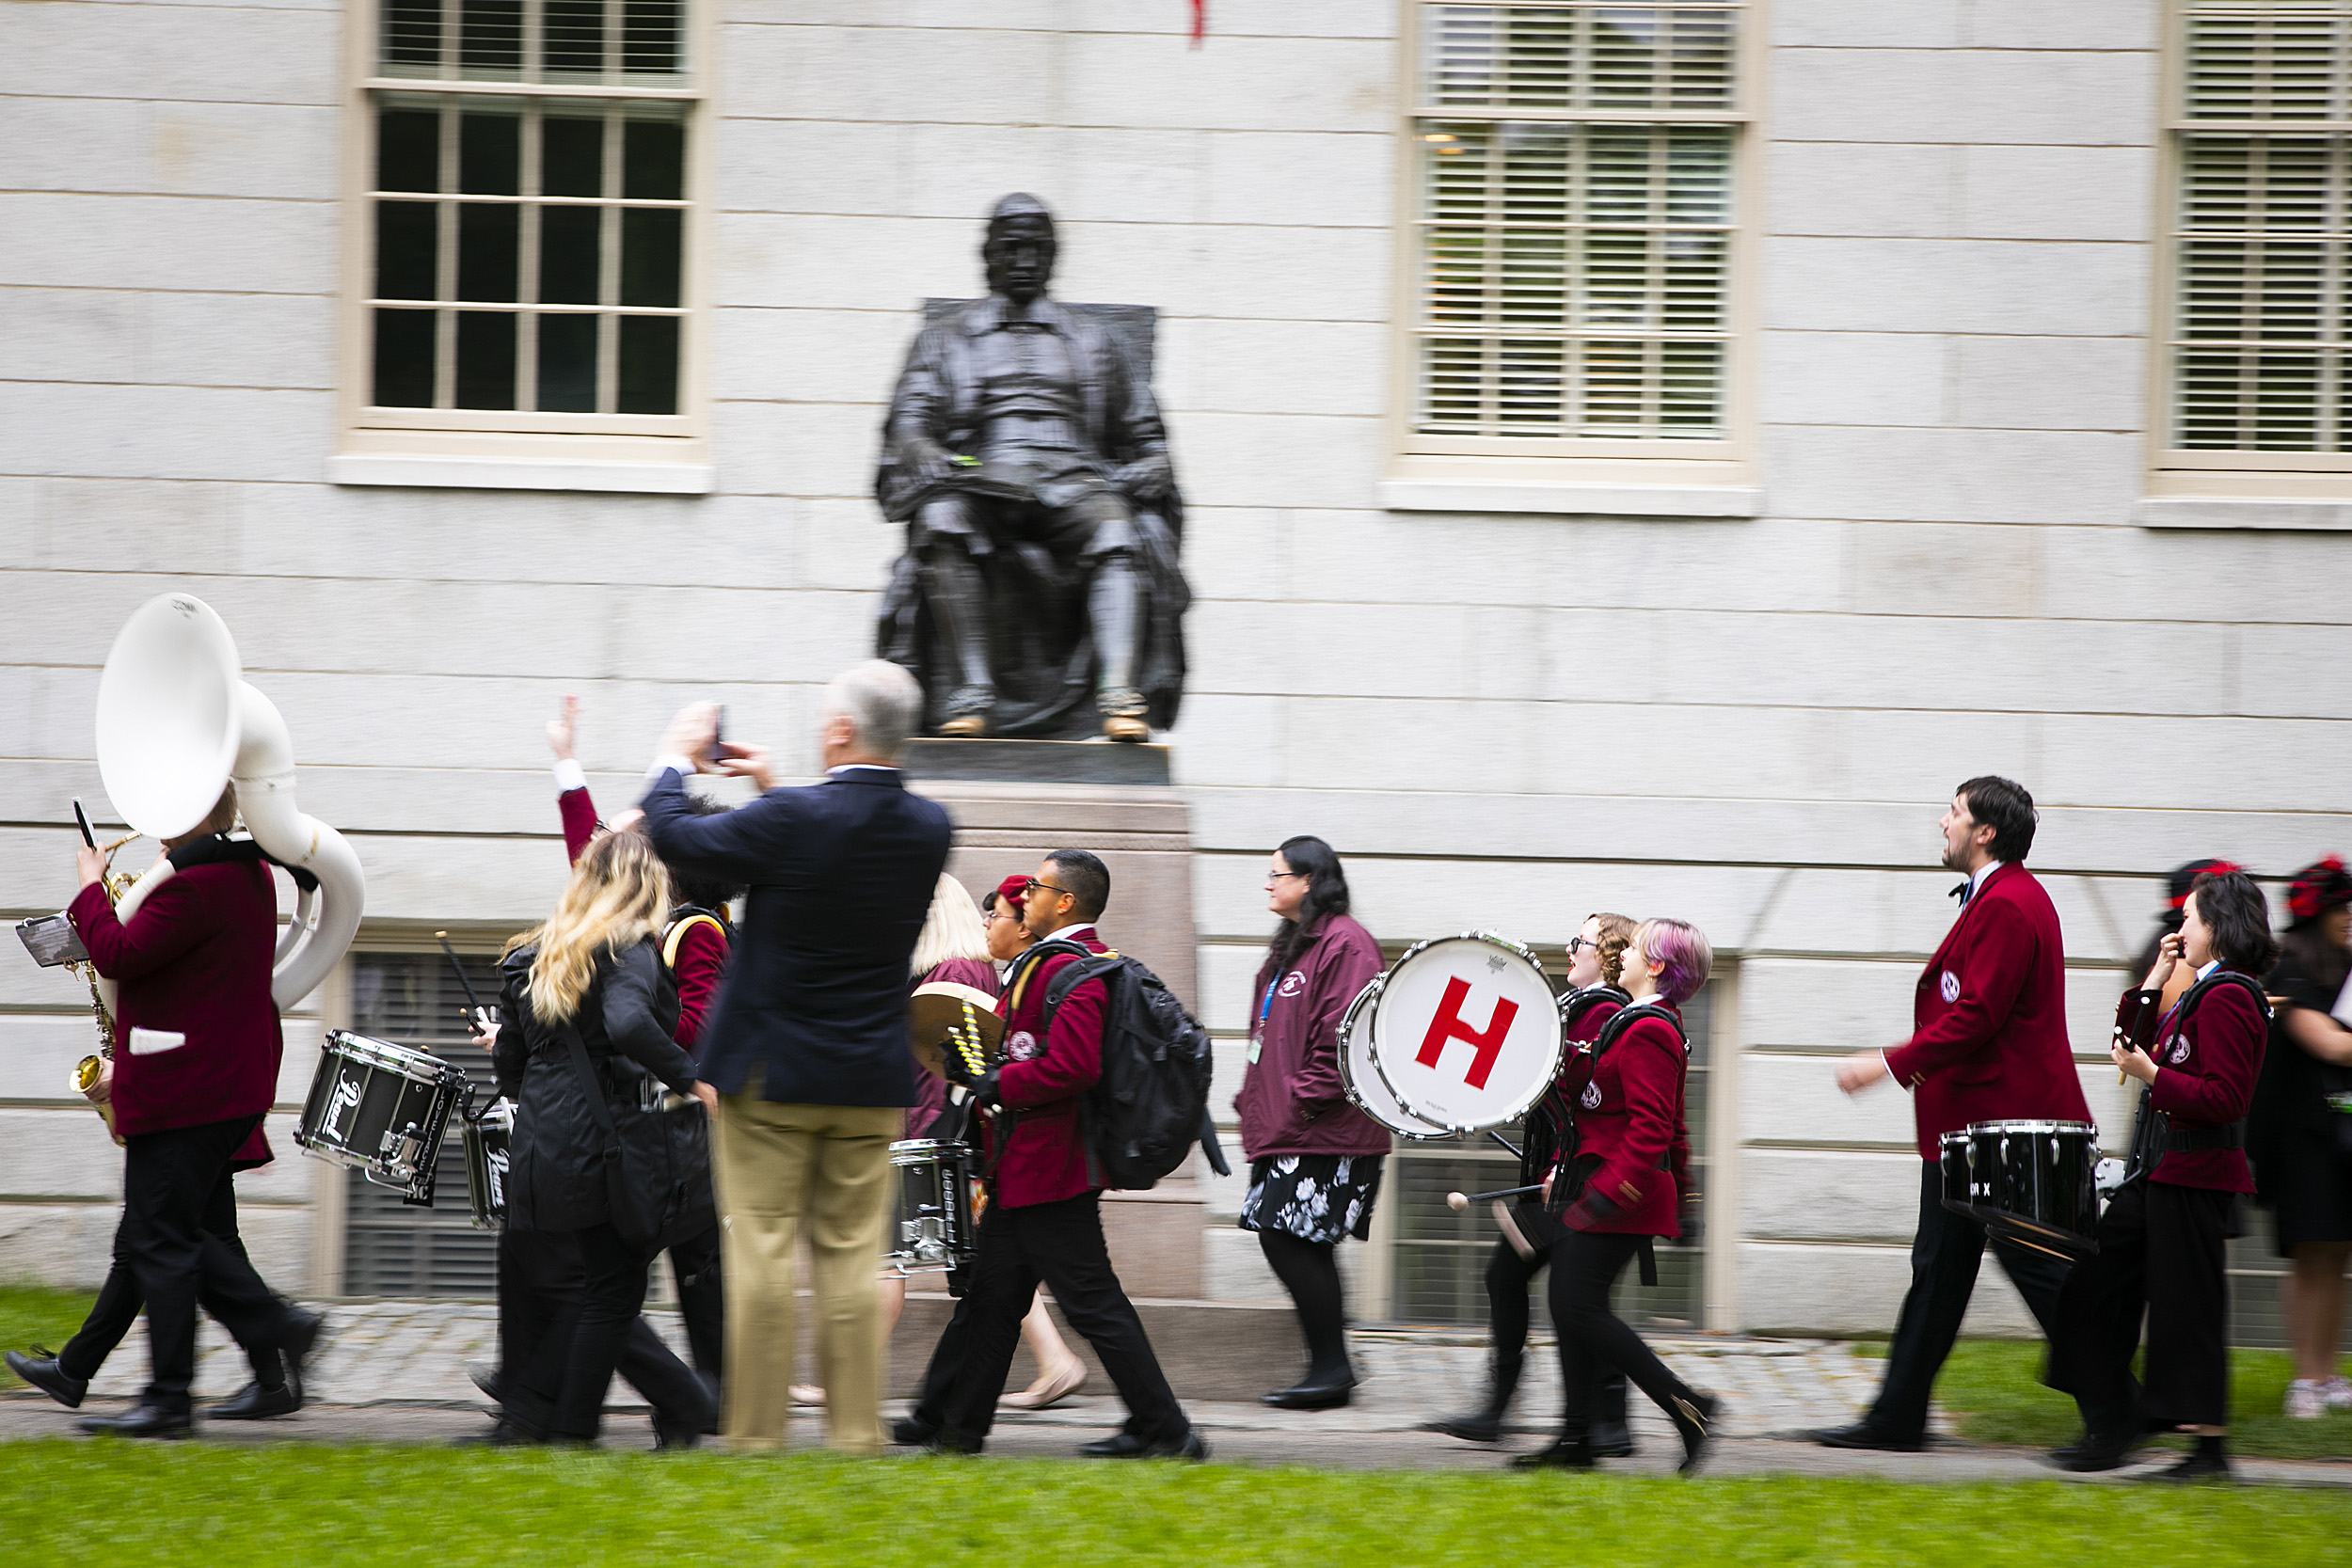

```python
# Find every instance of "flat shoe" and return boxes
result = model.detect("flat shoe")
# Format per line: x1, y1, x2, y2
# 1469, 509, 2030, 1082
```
79, 1403, 192, 1440
1810, 1421, 1920, 1452
1000, 1358, 1087, 1411
1422, 1410, 1504, 1443
210, 1381, 301, 1420
7, 1349, 87, 1410
789, 1385, 826, 1407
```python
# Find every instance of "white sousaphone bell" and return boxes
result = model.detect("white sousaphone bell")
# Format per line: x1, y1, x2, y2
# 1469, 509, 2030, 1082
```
94, 593, 364, 1011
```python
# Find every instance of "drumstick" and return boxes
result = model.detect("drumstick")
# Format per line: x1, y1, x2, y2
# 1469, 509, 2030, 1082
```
1486, 1130, 1524, 1160
1447, 1181, 1546, 1209
436, 931, 488, 1021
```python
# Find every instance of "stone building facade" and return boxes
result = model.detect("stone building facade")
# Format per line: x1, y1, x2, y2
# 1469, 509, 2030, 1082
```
5, 0, 2349, 1339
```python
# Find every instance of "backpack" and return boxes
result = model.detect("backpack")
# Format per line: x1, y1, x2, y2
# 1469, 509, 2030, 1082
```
1028, 939, 1232, 1190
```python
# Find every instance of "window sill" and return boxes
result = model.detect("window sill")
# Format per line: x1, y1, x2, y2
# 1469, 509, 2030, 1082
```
1379, 477, 1760, 518
327, 452, 713, 495
2136, 497, 2352, 531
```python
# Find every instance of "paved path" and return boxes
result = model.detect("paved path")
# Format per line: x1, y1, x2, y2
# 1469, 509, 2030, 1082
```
4, 1302, 2344, 1488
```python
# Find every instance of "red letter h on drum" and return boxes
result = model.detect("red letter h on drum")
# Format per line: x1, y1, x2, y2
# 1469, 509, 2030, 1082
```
1415, 976, 1518, 1090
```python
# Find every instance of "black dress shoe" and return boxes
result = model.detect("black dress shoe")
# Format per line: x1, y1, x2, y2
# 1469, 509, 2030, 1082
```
8, 1349, 87, 1410
923, 1431, 986, 1456
1422, 1409, 1504, 1443
891, 1416, 938, 1447
2046, 1428, 2143, 1473
277, 1310, 326, 1404
2149, 1447, 2232, 1483
1511, 1435, 1596, 1470
211, 1381, 300, 1420
1590, 1418, 1636, 1459
451, 1419, 543, 1448
80, 1402, 193, 1439
1811, 1421, 1920, 1452
1262, 1374, 1357, 1411
1671, 1390, 1721, 1475
469, 1363, 503, 1404
1078, 1426, 1209, 1460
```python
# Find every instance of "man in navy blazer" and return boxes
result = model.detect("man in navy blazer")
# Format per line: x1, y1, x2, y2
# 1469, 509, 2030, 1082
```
638, 661, 950, 1456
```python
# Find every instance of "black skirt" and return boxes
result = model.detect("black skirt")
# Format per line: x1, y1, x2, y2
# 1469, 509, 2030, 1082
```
1238, 1154, 1384, 1243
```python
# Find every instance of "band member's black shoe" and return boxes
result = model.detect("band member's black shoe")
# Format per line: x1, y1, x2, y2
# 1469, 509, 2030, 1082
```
1078, 1426, 1209, 1460
277, 1309, 326, 1405
1510, 1436, 1595, 1470
2149, 1445, 2232, 1483
210, 1381, 300, 1420
891, 1416, 938, 1447
1262, 1373, 1357, 1411
469, 1362, 503, 1404
79, 1402, 193, 1439
652, 1418, 704, 1450
1590, 1418, 1636, 1459
1810, 1421, 1921, 1452
452, 1419, 544, 1448
7, 1349, 87, 1410
1671, 1390, 1720, 1474
2046, 1428, 2143, 1472
1422, 1407, 1505, 1443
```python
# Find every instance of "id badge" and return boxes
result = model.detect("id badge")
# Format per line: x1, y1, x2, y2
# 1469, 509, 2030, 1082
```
1248, 1031, 1263, 1065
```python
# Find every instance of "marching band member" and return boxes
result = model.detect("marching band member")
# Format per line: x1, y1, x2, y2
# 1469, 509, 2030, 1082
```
915, 851, 1206, 1459
492, 831, 718, 1447
1428, 911, 1637, 1449
1523, 918, 1719, 1471
53, 786, 323, 1438
1819, 777, 2090, 1452
1235, 836, 1388, 1411
2044, 868, 2275, 1480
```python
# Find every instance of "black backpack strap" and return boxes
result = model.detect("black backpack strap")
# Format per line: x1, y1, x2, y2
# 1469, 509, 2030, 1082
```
1041, 954, 1125, 1034
2149, 969, 2272, 1159
1591, 1002, 1687, 1062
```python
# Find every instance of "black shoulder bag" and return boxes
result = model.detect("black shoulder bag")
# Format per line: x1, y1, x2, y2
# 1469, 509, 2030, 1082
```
560, 1021, 707, 1254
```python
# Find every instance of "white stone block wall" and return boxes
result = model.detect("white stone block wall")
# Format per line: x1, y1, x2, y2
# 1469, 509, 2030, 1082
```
2, 2, 2348, 1335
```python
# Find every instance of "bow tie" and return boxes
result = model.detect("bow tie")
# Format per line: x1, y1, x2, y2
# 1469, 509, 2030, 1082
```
1950, 880, 1971, 904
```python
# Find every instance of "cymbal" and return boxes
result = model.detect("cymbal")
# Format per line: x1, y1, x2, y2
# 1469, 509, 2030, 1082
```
908, 981, 1005, 1079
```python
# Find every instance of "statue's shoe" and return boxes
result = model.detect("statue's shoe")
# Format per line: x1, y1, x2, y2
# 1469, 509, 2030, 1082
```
939, 714, 988, 738
1102, 713, 1149, 743
1099, 688, 1149, 743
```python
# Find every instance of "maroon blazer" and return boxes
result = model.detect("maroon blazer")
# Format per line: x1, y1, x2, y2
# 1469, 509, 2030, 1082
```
1236, 913, 1389, 1160
1560, 1003, 1687, 1237
70, 863, 281, 1139
564, 784, 730, 1059
987, 930, 1111, 1209
2121, 972, 2266, 1194
1884, 863, 2090, 1158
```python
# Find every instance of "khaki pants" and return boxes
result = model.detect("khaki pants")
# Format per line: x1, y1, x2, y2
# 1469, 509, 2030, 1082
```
712, 1091, 900, 1454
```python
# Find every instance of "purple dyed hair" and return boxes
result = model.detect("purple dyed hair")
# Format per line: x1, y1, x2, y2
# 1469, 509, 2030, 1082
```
1634, 917, 1713, 1006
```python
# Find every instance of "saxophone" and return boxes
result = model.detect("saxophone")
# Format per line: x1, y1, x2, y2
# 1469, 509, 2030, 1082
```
67, 832, 140, 1147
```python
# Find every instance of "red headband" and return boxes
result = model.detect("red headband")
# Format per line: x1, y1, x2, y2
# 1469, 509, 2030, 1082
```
993, 873, 1030, 917
2288, 855, 2352, 924
2169, 859, 2244, 911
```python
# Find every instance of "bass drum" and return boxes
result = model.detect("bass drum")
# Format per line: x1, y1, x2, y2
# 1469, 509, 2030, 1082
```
1366, 932, 1564, 1136
1337, 976, 1449, 1140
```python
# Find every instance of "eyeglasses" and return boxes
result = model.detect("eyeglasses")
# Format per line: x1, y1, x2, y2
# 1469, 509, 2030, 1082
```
1265, 871, 1307, 883
1565, 936, 1597, 957
1021, 878, 1071, 899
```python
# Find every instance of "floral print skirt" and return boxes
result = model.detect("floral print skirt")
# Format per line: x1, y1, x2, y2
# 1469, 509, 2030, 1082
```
1238, 1153, 1385, 1243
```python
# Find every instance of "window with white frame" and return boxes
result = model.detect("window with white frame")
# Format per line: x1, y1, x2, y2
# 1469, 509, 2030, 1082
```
346, 0, 701, 466
1404, 4, 1748, 452
2162, 2, 2352, 468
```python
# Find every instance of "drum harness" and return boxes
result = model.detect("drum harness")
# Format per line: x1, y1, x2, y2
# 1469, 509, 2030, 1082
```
2121, 969, 2273, 1184
1551, 1001, 1688, 1286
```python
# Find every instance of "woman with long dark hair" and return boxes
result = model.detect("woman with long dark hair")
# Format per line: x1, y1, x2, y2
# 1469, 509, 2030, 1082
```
1234, 836, 1388, 1409
2249, 856, 2352, 1419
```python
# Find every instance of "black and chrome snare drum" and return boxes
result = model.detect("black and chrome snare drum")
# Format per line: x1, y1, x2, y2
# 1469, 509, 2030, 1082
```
1967, 1118, 2100, 1259
887, 1138, 977, 1275
462, 1098, 514, 1231
294, 1029, 469, 1203
1937, 1130, 1976, 1220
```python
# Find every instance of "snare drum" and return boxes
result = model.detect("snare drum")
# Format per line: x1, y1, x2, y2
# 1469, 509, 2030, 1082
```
1967, 1119, 2101, 1259
1363, 932, 1563, 1135
294, 1029, 469, 1203
1337, 976, 1449, 1140
462, 1099, 514, 1231
1937, 1130, 1975, 1220
888, 1138, 977, 1274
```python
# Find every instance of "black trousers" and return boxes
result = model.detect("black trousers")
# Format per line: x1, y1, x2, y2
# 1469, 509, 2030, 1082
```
1865, 1159, 2073, 1442
497, 1227, 711, 1439
664, 1219, 724, 1384
1549, 1229, 1702, 1437
2045, 1180, 2233, 1432
118, 1115, 297, 1411
928, 1192, 1186, 1447
61, 1166, 279, 1388
1483, 1235, 1629, 1426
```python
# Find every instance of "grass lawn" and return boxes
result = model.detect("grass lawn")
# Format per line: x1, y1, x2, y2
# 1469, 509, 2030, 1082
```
0, 1288, 96, 1388
0, 1443, 2344, 1568
1861, 1338, 2352, 1460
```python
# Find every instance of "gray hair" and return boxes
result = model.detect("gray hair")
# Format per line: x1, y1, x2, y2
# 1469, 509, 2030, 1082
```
824, 659, 923, 762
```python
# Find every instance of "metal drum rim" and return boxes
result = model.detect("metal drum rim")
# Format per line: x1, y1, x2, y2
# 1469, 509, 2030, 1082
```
323, 1028, 460, 1087
1965, 1119, 2099, 1135
1336, 975, 1450, 1141
1367, 930, 1565, 1136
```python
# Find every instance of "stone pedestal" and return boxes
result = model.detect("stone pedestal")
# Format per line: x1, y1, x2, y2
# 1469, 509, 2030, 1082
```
906, 739, 1205, 1298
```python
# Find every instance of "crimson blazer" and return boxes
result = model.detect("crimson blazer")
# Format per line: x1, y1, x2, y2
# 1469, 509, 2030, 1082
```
1560, 1004, 1688, 1237
1884, 863, 2090, 1158
987, 930, 1111, 1209
69, 863, 280, 1139
2120, 972, 2266, 1194
1235, 913, 1389, 1160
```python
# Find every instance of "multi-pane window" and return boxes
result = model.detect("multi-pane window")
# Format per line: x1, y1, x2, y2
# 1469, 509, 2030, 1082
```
365, 1, 692, 420
2169, 2, 2352, 454
1408, 5, 1746, 444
